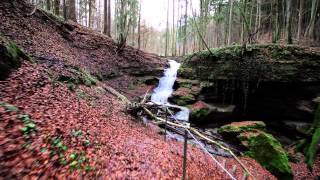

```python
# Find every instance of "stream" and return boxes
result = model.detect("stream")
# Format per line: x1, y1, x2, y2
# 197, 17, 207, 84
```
151, 60, 190, 121
150, 59, 233, 157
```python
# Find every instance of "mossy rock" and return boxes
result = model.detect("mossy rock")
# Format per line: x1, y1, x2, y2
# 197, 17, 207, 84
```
173, 95, 196, 106
0, 37, 32, 80
191, 108, 210, 119
218, 121, 266, 135
305, 128, 320, 168
242, 132, 293, 179
190, 101, 211, 120
58, 67, 97, 89
181, 44, 320, 82
171, 87, 197, 106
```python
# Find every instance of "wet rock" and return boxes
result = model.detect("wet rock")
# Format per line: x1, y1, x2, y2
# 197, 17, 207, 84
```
218, 121, 293, 179
170, 87, 197, 106
0, 36, 31, 80
190, 101, 211, 120
240, 132, 293, 179
218, 121, 266, 135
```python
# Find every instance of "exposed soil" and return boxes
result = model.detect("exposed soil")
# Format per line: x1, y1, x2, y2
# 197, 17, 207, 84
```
0, 0, 319, 179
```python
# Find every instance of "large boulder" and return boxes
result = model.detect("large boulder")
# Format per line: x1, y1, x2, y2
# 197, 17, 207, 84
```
219, 121, 293, 179
170, 86, 200, 106
0, 36, 31, 80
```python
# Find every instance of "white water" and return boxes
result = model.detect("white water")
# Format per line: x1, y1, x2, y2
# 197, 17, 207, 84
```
151, 60, 190, 121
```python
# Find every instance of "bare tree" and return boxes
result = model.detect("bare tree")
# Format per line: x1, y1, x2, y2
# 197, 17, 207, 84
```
104, 0, 111, 37
227, 0, 233, 45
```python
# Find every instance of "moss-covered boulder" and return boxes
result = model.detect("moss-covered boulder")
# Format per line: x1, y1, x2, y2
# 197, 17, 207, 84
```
218, 121, 292, 179
57, 67, 97, 90
303, 104, 320, 168
0, 36, 31, 80
190, 101, 211, 120
241, 132, 293, 179
170, 87, 197, 106
218, 121, 266, 135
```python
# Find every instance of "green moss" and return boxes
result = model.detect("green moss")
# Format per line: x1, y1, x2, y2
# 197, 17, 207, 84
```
305, 128, 320, 168
0, 102, 19, 112
218, 121, 266, 134
309, 104, 320, 134
58, 68, 98, 90
191, 108, 210, 119
174, 95, 195, 106
245, 133, 293, 179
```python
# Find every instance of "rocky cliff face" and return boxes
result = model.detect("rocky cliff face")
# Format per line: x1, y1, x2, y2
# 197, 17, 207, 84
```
177, 45, 320, 131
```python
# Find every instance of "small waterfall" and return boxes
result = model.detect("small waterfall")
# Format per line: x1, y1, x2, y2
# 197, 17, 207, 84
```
151, 60, 190, 121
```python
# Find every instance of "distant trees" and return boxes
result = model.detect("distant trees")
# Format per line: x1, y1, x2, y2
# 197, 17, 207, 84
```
115, 0, 139, 50
29, 0, 320, 55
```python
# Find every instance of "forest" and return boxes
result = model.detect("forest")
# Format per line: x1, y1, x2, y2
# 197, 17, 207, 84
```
0, 0, 320, 179
28, 0, 320, 55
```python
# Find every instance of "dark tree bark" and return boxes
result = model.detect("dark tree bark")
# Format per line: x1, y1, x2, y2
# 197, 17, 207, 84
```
285, 0, 293, 44
54, 0, 60, 16
46, 0, 51, 11
68, 0, 77, 22
103, 0, 111, 37
63, 0, 67, 20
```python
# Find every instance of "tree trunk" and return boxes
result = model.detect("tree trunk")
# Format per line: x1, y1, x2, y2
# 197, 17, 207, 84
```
68, 0, 77, 22
285, 0, 292, 44
63, 0, 67, 20
137, 2, 141, 49
89, 0, 93, 27
304, 0, 319, 39
172, 0, 176, 56
297, 0, 304, 42
227, 0, 233, 45
103, 0, 111, 37
54, 0, 60, 16
46, 0, 51, 11
272, 0, 280, 43
182, 0, 188, 55
165, 0, 170, 56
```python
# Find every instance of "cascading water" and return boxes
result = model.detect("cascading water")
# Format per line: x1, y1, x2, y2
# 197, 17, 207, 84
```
151, 60, 190, 121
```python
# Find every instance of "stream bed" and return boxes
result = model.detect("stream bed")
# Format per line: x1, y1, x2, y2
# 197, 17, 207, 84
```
148, 59, 234, 157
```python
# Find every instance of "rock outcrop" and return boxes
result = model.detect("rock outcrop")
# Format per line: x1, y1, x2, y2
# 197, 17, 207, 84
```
177, 45, 320, 127
219, 121, 293, 179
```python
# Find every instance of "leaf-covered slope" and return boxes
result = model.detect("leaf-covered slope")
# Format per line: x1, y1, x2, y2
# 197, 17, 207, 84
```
0, 0, 164, 82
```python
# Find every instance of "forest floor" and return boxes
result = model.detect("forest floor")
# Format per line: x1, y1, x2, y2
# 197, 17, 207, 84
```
0, 0, 319, 179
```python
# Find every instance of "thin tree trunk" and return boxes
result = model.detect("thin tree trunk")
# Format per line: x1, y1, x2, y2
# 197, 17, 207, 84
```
272, 0, 280, 43
107, 0, 111, 36
103, 0, 111, 36
304, 0, 319, 39
172, 0, 176, 56
68, 0, 77, 22
297, 0, 304, 42
165, 0, 170, 56
89, 0, 93, 27
46, 0, 51, 11
182, 0, 188, 55
227, 0, 233, 45
63, 0, 67, 20
138, 2, 141, 49
54, 0, 59, 16
285, 0, 292, 44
